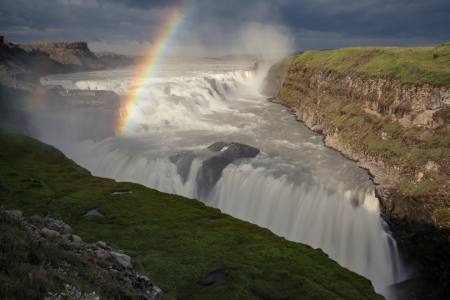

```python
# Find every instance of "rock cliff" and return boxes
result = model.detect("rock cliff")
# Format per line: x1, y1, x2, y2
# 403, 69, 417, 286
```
0, 39, 138, 90
265, 44, 450, 297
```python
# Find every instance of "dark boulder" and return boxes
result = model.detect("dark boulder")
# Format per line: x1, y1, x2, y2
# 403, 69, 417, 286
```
169, 152, 197, 184
197, 142, 260, 198
221, 142, 260, 159
204, 77, 227, 101
207, 142, 230, 152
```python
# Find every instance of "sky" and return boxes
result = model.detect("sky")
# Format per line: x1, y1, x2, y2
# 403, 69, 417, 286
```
1, 0, 449, 58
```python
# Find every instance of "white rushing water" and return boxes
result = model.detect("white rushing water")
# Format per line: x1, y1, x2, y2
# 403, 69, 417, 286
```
39, 60, 404, 296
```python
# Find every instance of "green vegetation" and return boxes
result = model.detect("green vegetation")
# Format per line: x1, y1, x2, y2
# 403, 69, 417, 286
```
0, 210, 136, 299
294, 43, 450, 87
276, 44, 450, 227
0, 131, 383, 299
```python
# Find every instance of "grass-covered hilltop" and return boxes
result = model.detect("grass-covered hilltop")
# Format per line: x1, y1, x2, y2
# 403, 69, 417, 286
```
265, 43, 450, 296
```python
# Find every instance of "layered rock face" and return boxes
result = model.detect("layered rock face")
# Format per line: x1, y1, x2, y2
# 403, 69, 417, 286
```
265, 49, 450, 296
19, 41, 103, 70
0, 39, 138, 90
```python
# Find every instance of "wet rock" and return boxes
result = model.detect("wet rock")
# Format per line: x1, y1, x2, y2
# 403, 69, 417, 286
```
221, 142, 260, 159
169, 152, 197, 184
207, 141, 230, 151
204, 77, 226, 101
197, 142, 260, 197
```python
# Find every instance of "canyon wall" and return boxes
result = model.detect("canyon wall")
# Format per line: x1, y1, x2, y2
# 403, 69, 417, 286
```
264, 46, 450, 294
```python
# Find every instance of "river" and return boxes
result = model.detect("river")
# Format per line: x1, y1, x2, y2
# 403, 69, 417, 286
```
38, 59, 405, 297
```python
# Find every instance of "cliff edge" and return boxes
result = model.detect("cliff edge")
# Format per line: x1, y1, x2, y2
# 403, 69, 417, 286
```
0, 39, 138, 90
266, 44, 450, 297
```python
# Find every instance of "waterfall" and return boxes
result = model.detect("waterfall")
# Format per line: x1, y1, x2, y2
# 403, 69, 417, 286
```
39, 61, 405, 297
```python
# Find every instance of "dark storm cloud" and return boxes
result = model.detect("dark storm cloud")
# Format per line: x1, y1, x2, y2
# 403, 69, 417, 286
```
278, 0, 450, 40
0, 0, 449, 55
98, 0, 186, 9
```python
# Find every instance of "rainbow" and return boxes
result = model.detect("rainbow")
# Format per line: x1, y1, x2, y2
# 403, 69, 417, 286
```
118, 0, 192, 134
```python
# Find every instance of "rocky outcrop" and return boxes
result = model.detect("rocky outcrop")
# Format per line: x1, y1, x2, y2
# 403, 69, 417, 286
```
0, 39, 139, 89
196, 142, 260, 197
6, 211, 164, 300
18, 41, 104, 70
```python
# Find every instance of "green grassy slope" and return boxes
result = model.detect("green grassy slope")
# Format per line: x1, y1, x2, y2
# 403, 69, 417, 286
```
296, 43, 450, 87
0, 131, 384, 299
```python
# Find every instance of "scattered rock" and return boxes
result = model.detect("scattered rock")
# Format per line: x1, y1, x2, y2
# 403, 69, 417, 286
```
4, 211, 163, 299
94, 248, 111, 260
71, 235, 83, 245
110, 251, 133, 269
148, 286, 163, 300
63, 224, 74, 235
61, 233, 72, 241
425, 160, 440, 173
45, 218, 62, 231
82, 208, 105, 217
41, 228, 61, 239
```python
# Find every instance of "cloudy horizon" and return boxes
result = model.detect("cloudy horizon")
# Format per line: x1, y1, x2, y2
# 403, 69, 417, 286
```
1, 0, 449, 57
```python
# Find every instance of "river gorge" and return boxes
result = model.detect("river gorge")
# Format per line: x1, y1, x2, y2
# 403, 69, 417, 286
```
33, 60, 409, 298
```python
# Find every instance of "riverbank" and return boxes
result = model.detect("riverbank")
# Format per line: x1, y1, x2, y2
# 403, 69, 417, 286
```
265, 44, 450, 298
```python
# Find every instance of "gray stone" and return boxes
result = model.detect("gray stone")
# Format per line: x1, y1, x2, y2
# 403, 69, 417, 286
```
137, 274, 151, 284
96, 241, 107, 248
45, 218, 61, 231
149, 286, 163, 300
61, 233, 72, 241
41, 228, 61, 239
110, 251, 132, 269
63, 224, 74, 235
207, 141, 230, 151
94, 248, 111, 260
96, 241, 112, 250
71, 235, 83, 245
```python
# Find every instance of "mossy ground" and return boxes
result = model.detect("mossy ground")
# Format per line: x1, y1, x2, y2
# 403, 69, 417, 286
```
295, 43, 450, 87
0, 131, 384, 299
